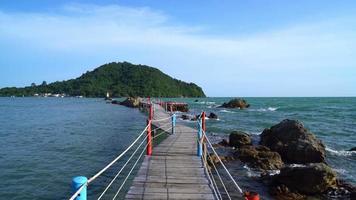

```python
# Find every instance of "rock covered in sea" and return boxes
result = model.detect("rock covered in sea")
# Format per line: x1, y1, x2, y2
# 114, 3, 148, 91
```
260, 119, 326, 164
229, 131, 252, 148
220, 98, 250, 109
349, 147, 356, 151
181, 114, 191, 120
272, 163, 337, 195
208, 112, 218, 119
236, 145, 284, 170
119, 97, 141, 108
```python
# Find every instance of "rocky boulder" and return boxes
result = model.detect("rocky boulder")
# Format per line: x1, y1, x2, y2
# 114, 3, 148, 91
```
181, 114, 191, 120
220, 98, 250, 109
349, 147, 356, 151
208, 112, 218, 119
260, 119, 326, 164
208, 153, 234, 165
229, 131, 252, 148
119, 97, 141, 108
236, 145, 284, 170
273, 163, 337, 194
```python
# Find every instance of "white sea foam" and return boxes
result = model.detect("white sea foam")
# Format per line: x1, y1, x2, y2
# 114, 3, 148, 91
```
219, 109, 235, 113
196, 101, 216, 105
326, 147, 355, 156
253, 107, 278, 112
243, 165, 260, 177
288, 164, 306, 168
333, 168, 347, 175
268, 169, 280, 176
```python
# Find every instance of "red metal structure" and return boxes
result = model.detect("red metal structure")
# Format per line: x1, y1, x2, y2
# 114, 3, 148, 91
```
146, 104, 153, 155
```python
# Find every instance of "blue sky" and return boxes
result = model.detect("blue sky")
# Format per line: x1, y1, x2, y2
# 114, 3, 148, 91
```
0, 0, 356, 96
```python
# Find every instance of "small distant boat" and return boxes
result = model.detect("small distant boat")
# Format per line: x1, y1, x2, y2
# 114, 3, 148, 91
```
10, 96, 15, 98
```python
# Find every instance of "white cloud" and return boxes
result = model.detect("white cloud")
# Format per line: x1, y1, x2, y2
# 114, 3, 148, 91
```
0, 3, 355, 96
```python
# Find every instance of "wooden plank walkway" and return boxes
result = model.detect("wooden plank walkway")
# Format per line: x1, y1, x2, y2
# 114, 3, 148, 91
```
125, 104, 215, 200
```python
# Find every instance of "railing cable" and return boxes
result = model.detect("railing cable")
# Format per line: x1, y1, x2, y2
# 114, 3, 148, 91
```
202, 129, 244, 195
69, 124, 149, 200
207, 153, 232, 200
112, 138, 150, 199
97, 134, 149, 199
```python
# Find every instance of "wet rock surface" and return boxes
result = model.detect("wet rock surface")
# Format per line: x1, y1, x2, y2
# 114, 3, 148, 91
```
229, 131, 252, 148
220, 98, 250, 109
208, 112, 218, 119
260, 119, 326, 164
236, 145, 284, 170
119, 97, 141, 108
272, 163, 337, 195
349, 147, 356, 151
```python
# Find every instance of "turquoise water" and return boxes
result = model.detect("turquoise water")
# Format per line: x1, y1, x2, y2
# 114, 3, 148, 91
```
0, 98, 146, 199
181, 97, 356, 183
0, 97, 355, 199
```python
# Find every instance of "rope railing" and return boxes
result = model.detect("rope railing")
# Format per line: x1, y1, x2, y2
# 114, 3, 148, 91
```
69, 124, 149, 200
202, 129, 244, 195
207, 152, 232, 200
69, 102, 175, 200
196, 112, 245, 200
97, 134, 149, 199
111, 126, 172, 199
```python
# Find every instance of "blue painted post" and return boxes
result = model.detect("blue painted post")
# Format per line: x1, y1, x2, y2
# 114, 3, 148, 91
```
171, 113, 176, 134
72, 176, 87, 200
197, 116, 203, 157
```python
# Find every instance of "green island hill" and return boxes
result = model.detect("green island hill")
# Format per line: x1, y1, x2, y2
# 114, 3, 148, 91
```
0, 62, 206, 98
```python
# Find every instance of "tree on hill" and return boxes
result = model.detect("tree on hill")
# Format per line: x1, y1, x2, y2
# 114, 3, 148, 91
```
0, 62, 206, 98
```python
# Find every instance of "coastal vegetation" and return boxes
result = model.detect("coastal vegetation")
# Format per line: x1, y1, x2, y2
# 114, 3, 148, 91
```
0, 62, 206, 98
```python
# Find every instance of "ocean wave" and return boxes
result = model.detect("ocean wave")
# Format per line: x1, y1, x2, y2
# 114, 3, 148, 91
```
326, 147, 356, 156
243, 165, 260, 177
195, 101, 217, 105
219, 109, 235, 113
248, 131, 262, 135
252, 107, 278, 112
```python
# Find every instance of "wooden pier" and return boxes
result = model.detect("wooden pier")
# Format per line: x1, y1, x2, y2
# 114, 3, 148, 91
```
125, 104, 215, 199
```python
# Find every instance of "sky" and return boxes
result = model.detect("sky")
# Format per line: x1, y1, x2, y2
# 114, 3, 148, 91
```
0, 0, 356, 97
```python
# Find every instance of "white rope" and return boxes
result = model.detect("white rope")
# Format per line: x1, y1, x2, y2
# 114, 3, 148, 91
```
207, 153, 232, 200
151, 116, 171, 122
153, 127, 172, 139
112, 138, 149, 200
99, 122, 172, 199
111, 126, 173, 199
206, 156, 222, 200
202, 130, 244, 195
151, 122, 172, 132
97, 134, 149, 200
69, 124, 149, 200
202, 152, 220, 200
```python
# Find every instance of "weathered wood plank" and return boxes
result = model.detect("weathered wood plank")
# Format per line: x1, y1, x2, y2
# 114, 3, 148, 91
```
125, 104, 215, 200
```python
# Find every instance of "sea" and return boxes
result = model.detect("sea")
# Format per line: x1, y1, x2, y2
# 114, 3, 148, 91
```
0, 97, 355, 199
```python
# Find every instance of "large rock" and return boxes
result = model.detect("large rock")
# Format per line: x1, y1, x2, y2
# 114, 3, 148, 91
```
119, 97, 141, 108
236, 145, 284, 170
273, 163, 337, 194
208, 112, 218, 119
220, 98, 250, 109
260, 119, 326, 164
229, 131, 252, 148
349, 147, 356, 151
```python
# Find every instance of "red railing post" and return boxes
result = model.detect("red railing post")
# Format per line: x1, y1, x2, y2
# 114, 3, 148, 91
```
147, 104, 153, 156
202, 111, 206, 132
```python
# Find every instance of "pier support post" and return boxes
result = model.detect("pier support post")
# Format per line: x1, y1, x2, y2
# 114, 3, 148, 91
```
202, 112, 206, 132
72, 176, 87, 200
171, 113, 176, 134
147, 104, 153, 156
197, 112, 206, 157
197, 116, 203, 157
